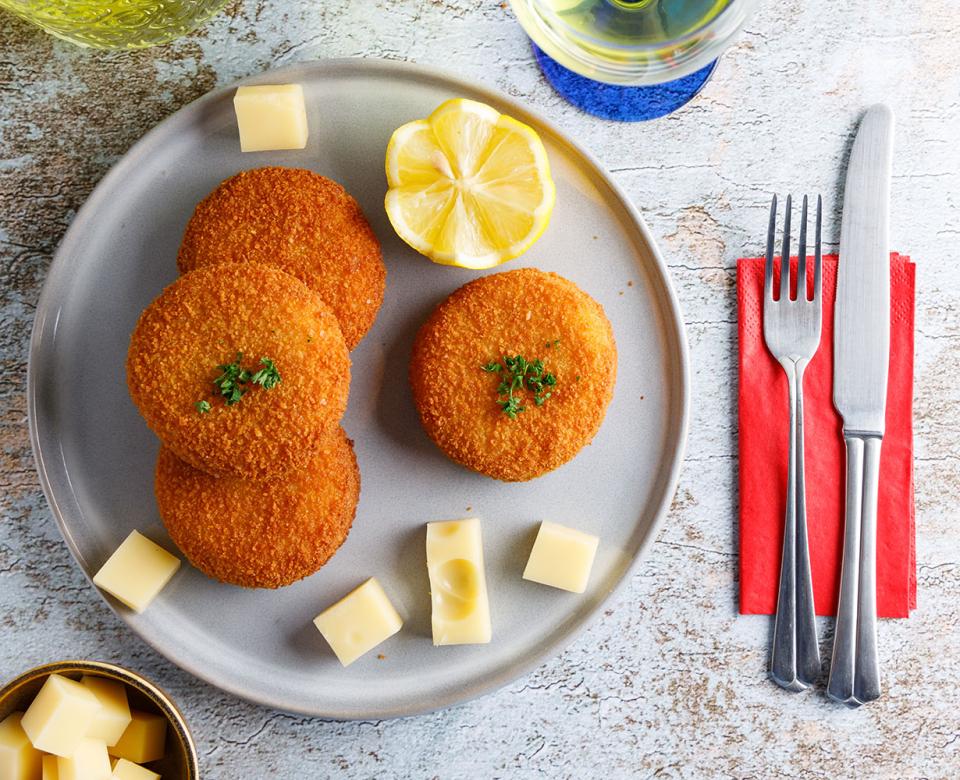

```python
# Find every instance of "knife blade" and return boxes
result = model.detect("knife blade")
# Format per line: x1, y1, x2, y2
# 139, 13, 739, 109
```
833, 104, 894, 435
828, 103, 895, 706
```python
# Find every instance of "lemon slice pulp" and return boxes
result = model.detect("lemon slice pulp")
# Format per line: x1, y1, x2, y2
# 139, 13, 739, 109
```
385, 98, 556, 270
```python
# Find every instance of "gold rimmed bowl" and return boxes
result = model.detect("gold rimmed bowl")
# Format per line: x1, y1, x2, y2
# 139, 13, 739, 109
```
0, 660, 199, 779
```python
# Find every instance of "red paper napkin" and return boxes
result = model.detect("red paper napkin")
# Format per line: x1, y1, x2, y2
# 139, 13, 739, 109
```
737, 253, 916, 618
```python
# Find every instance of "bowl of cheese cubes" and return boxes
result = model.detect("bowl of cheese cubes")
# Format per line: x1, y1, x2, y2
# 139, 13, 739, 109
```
0, 660, 198, 780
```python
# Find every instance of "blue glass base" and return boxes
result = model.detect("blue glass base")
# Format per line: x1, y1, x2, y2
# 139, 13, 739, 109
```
533, 44, 717, 122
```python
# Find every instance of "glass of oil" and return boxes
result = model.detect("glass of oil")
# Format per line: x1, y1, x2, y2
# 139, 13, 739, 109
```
509, 0, 758, 120
0, 0, 229, 49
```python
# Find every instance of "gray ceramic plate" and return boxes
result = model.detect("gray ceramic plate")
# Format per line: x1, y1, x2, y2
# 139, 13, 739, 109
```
28, 59, 689, 719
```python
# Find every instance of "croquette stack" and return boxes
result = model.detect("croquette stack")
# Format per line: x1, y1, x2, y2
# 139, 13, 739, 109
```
127, 167, 384, 588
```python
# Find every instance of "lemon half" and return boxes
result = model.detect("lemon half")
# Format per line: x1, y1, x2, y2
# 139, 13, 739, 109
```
385, 98, 556, 270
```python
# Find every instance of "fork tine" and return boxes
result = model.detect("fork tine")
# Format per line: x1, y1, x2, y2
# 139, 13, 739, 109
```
814, 194, 823, 302
780, 194, 792, 302
797, 195, 808, 301
765, 194, 777, 300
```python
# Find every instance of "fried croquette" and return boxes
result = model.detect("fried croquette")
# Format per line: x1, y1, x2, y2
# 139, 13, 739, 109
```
410, 268, 617, 482
127, 264, 350, 480
155, 428, 359, 588
177, 167, 386, 350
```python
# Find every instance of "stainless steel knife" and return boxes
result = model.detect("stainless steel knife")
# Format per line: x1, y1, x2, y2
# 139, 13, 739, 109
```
827, 104, 895, 706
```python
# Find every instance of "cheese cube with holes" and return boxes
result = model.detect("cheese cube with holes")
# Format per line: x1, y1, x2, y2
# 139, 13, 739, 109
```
233, 84, 309, 152
426, 518, 491, 645
92, 531, 180, 613
80, 677, 131, 747
523, 521, 599, 593
313, 578, 403, 667
107, 711, 166, 765
21, 674, 101, 757
0, 712, 43, 780
110, 758, 160, 780
57, 739, 111, 780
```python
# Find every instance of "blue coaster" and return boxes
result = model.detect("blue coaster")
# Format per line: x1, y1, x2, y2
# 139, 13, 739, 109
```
533, 44, 717, 121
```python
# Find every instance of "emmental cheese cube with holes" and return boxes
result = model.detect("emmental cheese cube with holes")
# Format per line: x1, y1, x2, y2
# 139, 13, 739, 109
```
425, 518, 491, 645
57, 738, 111, 780
0, 712, 42, 780
111, 758, 160, 780
522, 521, 599, 594
80, 677, 132, 747
107, 711, 166, 764
92, 531, 180, 613
21, 674, 101, 757
233, 84, 309, 153
313, 578, 403, 667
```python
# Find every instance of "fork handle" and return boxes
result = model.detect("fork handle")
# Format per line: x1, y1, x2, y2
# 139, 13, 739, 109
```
827, 435, 882, 706
770, 359, 821, 691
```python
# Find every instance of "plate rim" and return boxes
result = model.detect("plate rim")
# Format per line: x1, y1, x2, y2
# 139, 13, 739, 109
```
27, 56, 690, 719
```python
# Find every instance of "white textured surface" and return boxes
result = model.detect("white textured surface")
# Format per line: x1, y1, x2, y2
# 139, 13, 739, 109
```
1, 1, 958, 776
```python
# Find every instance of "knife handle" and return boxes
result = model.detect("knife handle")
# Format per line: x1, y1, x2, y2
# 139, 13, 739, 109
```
770, 360, 820, 691
856, 436, 882, 702
828, 435, 882, 705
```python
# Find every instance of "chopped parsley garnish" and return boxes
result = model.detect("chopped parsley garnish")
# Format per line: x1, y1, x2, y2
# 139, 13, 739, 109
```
481, 353, 558, 419
196, 352, 281, 413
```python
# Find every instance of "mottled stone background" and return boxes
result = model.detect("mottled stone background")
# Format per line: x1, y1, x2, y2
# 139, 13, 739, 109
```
1, 1, 958, 777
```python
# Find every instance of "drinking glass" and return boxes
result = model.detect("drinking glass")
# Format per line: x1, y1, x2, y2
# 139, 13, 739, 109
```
0, 0, 229, 49
509, 0, 758, 120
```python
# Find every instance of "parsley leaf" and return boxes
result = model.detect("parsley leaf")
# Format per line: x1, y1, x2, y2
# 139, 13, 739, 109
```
194, 400, 211, 414
213, 353, 251, 405
500, 395, 525, 419
251, 357, 281, 389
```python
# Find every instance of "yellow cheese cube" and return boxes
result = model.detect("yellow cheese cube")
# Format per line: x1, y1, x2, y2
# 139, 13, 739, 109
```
110, 758, 159, 780
313, 578, 403, 666
80, 677, 131, 747
20, 674, 101, 757
426, 518, 491, 645
57, 739, 111, 780
107, 711, 165, 764
43, 754, 59, 780
522, 521, 599, 593
92, 531, 180, 613
0, 711, 42, 780
233, 84, 308, 152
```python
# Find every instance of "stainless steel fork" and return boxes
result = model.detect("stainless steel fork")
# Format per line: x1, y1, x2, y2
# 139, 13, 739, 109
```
763, 193, 823, 691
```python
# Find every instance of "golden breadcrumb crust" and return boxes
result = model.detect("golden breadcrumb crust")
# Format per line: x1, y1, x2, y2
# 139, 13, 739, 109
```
127, 264, 350, 480
177, 167, 386, 350
410, 268, 617, 482
155, 428, 359, 588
